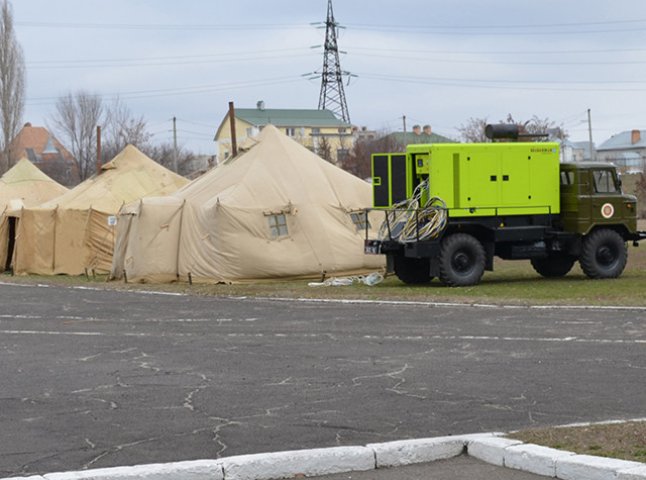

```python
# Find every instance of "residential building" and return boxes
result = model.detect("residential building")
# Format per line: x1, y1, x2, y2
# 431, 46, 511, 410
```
385, 124, 455, 146
8, 123, 80, 186
597, 129, 646, 173
214, 103, 353, 163
561, 140, 594, 163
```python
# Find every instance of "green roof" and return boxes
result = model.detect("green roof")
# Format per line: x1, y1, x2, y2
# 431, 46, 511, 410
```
235, 108, 350, 128
388, 131, 456, 144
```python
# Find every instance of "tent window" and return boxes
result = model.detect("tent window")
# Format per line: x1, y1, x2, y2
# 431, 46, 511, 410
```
350, 212, 370, 231
267, 214, 288, 238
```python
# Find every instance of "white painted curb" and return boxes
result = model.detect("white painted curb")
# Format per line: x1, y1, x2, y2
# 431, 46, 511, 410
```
618, 465, 646, 480
504, 444, 576, 477
43, 460, 222, 480
367, 436, 464, 468
218, 446, 374, 480
467, 437, 524, 466
555, 454, 644, 480
3, 430, 645, 480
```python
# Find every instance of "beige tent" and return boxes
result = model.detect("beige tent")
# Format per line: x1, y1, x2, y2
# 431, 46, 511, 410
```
13, 145, 188, 275
0, 158, 69, 270
111, 125, 384, 283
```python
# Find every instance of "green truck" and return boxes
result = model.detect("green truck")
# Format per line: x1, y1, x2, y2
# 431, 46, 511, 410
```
364, 124, 646, 286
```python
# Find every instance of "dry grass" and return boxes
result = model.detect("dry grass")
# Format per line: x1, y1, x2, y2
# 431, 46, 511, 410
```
3, 236, 646, 307
508, 421, 646, 463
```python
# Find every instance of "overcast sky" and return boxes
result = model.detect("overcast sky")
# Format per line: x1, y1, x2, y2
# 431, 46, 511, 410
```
12, 0, 646, 154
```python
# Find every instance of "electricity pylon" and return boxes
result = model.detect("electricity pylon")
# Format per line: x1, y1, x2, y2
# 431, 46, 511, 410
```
317, 0, 351, 123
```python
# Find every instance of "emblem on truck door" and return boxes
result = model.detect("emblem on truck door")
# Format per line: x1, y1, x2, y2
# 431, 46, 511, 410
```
601, 203, 615, 219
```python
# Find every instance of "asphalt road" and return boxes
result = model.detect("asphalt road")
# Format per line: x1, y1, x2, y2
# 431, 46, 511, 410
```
0, 281, 644, 477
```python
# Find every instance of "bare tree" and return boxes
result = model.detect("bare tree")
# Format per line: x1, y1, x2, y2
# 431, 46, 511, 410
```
0, 0, 25, 173
458, 114, 568, 143
457, 117, 489, 143
144, 142, 195, 175
50, 91, 105, 180
101, 97, 152, 161
317, 136, 333, 163
341, 132, 405, 179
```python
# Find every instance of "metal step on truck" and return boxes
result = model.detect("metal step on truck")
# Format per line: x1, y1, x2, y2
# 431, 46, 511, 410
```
364, 124, 646, 287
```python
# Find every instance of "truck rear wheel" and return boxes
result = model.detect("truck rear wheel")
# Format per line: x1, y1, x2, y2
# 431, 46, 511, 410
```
579, 229, 627, 279
530, 254, 576, 278
393, 255, 433, 284
439, 233, 486, 287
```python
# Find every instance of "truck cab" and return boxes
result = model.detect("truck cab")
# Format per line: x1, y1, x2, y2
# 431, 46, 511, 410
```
559, 162, 638, 236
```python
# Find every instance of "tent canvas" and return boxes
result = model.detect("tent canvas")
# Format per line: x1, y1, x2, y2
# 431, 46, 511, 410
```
13, 145, 188, 275
111, 125, 384, 283
0, 157, 69, 270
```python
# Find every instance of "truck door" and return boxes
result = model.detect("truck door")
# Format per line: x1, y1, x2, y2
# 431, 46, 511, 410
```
589, 168, 623, 225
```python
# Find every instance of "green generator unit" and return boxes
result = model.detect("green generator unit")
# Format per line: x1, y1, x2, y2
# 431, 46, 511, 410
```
372, 142, 561, 217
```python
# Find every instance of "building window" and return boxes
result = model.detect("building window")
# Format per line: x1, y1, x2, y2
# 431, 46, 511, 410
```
337, 148, 349, 163
285, 127, 295, 137
350, 212, 370, 231
267, 214, 289, 238
338, 127, 347, 134
311, 128, 321, 135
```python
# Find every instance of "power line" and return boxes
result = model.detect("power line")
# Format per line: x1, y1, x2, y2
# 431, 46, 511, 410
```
26, 49, 316, 70
352, 51, 646, 67
25, 75, 305, 106
16, 21, 307, 31
16, 17, 646, 32
358, 72, 646, 92
348, 45, 646, 56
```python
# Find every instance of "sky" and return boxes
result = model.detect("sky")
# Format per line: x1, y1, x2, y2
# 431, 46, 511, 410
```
11, 0, 646, 155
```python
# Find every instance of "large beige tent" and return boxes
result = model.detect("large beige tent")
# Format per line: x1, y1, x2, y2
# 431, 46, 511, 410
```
13, 145, 188, 275
111, 125, 384, 283
0, 158, 69, 270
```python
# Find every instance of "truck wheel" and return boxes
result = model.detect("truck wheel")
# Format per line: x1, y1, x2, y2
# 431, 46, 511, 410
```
530, 254, 576, 278
393, 255, 433, 284
579, 229, 627, 279
439, 233, 486, 287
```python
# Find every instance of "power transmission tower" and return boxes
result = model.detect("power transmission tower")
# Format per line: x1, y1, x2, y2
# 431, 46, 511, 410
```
318, 0, 351, 123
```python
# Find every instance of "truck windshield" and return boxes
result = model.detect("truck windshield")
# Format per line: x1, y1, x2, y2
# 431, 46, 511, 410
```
592, 170, 619, 193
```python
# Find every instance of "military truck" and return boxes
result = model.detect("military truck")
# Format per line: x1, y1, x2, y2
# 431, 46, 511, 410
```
364, 124, 646, 286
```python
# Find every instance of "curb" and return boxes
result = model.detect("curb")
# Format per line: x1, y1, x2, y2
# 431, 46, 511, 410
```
3, 431, 645, 480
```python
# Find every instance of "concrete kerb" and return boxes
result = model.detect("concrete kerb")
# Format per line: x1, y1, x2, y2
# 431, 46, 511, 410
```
3, 431, 645, 480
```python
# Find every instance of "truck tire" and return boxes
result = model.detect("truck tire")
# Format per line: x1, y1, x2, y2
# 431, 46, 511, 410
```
439, 233, 486, 286
579, 229, 627, 279
393, 255, 433, 284
530, 254, 576, 278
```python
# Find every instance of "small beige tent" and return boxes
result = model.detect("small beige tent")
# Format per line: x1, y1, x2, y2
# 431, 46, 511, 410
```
13, 145, 188, 275
111, 125, 384, 283
0, 158, 69, 270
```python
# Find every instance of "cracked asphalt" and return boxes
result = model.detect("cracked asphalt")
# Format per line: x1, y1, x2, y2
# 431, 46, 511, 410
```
0, 282, 644, 477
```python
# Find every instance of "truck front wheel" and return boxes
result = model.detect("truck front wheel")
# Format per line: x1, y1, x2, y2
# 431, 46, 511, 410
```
530, 254, 576, 278
579, 229, 627, 279
393, 255, 433, 284
439, 233, 486, 287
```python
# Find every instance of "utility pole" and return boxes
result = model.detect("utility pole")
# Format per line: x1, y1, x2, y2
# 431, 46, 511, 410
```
96, 125, 102, 175
318, 0, 351, 123
172, 116, 178, 172
228, 101, 238, 158
402, 115, 407, 136
587, 108, 596, 162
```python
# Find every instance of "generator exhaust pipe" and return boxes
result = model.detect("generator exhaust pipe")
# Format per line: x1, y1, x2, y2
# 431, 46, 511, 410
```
485, 123, 549, 141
